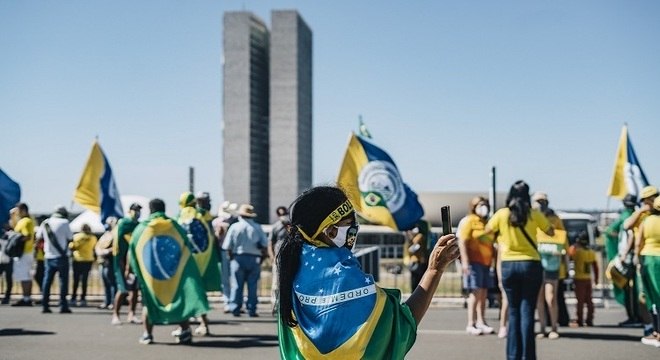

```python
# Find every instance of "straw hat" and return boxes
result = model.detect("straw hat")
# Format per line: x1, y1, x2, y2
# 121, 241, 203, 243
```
237, 204, 257, 218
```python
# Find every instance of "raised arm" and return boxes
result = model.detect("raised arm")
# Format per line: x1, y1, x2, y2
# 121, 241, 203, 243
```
405, 234, 460, 324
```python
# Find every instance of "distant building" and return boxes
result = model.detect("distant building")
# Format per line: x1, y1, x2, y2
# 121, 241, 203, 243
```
269, 10, 313, 223
222, 10, 312, 223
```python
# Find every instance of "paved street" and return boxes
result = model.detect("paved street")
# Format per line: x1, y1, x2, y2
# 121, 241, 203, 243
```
1, 298, 657, 359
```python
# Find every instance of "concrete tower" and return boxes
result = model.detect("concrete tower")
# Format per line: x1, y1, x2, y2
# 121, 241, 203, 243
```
269, 10, 313, 222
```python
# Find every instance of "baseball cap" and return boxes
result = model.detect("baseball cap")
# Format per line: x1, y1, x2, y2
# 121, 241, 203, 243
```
532, 192, 548, 202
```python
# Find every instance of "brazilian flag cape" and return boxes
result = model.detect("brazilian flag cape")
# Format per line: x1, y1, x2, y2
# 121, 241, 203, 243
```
278, 244, 417, 359
177, 206, 222, 291
129, 212, 210, 325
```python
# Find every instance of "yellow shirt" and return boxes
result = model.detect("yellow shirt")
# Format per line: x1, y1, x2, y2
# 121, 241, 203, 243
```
486, 208, 551, 261
572, 247, 596, 280
70, 233, 97, 262
14, 217, 35, 254
641, 214, 660, 256
458, 214, 493, 266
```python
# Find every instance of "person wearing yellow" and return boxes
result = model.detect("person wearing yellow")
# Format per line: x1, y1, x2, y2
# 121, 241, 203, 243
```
482, 181, 554, 360
635, 196, 660, 347
69, 224, 97, 307
568, 232, 598, 327
623, 185, 658, 339
531, 191, 567, 339
458, 196, 494, 335
11, 203, 36, 307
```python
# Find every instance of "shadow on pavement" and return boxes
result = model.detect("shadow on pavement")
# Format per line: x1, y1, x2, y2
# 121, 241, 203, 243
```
560, 332, 641, 342
0, 328, 55, 337
184, 334, 279, 348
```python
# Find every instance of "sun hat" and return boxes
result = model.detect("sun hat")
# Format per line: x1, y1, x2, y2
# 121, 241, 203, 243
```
237, 204, 257, 218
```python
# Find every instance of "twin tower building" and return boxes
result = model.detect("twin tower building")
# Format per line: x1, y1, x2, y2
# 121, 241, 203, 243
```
223, 10, 312, 223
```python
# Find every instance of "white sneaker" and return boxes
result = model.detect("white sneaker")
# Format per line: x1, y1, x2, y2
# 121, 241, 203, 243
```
641, 335, 660, 347
111, 316, 121, 326
498, 326, 507, 338
466, 325, 483, 336
171, 327, 183, 337
194, 325, 209, 336
476, 323, 494, 334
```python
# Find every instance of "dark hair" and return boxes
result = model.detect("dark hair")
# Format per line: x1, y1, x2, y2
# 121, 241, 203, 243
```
149, 198, 166, 214
276, 206, 288, 217
16, 202, 29, 214
506, 180, 531, 227
277, 186, 349, 327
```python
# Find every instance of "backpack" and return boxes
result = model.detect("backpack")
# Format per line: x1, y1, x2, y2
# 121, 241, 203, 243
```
4, 231, 26, 258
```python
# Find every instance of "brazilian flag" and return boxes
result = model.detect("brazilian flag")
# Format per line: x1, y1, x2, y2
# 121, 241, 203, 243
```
177, 206, 222, 291
278, 244, 417, 359
129, 212, 209, 325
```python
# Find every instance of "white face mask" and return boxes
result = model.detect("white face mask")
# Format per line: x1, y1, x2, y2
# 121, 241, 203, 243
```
475, 205, 489, 218
329, 225, 350, 248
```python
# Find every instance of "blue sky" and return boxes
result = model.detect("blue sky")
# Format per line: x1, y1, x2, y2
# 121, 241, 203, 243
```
1, 1, 659, 215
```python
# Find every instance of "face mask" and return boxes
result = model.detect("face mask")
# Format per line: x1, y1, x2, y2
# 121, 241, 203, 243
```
327, 223, 360, 249
475, 205, 489, 218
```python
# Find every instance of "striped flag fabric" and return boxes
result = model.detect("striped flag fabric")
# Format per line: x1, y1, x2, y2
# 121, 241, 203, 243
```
607, 125, 650, 199
337, 132, 424, 231
73, 141, 124, 222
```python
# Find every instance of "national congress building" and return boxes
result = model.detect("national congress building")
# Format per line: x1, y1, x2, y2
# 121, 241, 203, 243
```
223, 10, 312, 223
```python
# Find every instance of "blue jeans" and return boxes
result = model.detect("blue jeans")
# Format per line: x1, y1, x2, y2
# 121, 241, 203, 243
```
42, 257, 70, 311
229, 254, 261, 315
220, 250, 231, 306
501, 260, 543, 360
100, 262, 116, 307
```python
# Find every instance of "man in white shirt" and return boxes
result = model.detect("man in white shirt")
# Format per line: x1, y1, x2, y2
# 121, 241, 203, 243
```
37, 206, 73, 314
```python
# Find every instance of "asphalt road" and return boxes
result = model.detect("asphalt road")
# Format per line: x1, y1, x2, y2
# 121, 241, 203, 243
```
1, 298, 657, 359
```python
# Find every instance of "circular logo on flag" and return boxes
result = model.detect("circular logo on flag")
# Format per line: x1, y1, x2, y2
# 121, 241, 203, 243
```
358, 160, 406, 212
183, 218, 209, 254
143, 235, 182, 280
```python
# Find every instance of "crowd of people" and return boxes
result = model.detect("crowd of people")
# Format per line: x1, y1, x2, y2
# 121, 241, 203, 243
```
1, 181, 659, 357
0, 192, 282, 345
453, 182, 660, 358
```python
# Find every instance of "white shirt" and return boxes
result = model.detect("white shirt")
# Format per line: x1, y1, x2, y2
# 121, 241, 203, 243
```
37, 216, 73, 259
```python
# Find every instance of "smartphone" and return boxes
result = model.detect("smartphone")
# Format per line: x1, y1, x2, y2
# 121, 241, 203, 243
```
441, 206, 452, 235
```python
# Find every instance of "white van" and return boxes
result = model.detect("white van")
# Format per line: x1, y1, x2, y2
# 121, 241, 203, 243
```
557, 211, 600, 247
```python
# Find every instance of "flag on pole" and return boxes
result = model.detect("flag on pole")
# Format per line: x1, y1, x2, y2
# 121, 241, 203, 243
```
607, 125, 650, 199
73, 141, 124, 222
337, 133, 424, 231
0, 168, 21, 226
129, 212, 210, 324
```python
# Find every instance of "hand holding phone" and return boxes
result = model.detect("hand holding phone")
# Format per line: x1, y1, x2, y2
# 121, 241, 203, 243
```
441, 206, 452, 235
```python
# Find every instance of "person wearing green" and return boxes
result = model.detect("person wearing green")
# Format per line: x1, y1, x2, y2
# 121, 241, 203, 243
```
130, 198, 210, 345
111, 203, 142, 325
277, 186, 459, 359
604, 194, 637, 325
635, 196, 660, 346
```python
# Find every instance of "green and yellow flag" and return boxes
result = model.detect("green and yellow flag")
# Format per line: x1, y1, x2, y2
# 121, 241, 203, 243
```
177, 206, 222, 291
278, 243, 417, 359
129, 212, 209, 324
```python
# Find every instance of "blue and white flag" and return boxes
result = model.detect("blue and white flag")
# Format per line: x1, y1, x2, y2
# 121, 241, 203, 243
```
73, 141, 124, 222
337, 133, 424, 231
607, 125, 650, 199
0, 168, 21, 226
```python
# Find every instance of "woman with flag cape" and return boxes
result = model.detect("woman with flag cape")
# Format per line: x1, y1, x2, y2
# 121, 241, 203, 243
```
277, 186, 459, 359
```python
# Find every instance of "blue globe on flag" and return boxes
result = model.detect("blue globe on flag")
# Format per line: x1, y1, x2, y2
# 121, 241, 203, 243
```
143, 235, 181, 280
184, 219, 209, 254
